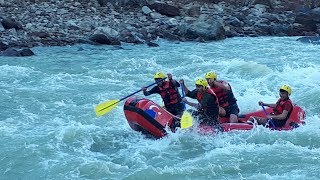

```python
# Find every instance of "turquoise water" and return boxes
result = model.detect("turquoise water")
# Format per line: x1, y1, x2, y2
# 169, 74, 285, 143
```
1, 37, 320, 180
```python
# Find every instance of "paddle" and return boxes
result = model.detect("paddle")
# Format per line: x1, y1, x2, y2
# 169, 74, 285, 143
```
94, 77, 166, 116
261, 105, 276, 129
180, 83, 186, 110
180, 111, 193, 129
179, 83, 193, 129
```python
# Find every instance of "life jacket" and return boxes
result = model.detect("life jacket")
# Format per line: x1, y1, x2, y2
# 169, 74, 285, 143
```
273, 98, 293, 120
197, 88, 219, 119
158, 81, 181, 106
210, 80, 237, 108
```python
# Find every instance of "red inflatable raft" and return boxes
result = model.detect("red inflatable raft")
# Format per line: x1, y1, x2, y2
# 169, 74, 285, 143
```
124, 96, 306, 139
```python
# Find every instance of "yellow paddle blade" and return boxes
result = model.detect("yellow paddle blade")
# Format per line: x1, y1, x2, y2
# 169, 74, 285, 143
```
94, 99, 119, 116
180, 111, 193, 129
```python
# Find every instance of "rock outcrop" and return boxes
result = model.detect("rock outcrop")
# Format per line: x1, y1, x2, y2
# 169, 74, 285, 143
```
0, 0, 319, 56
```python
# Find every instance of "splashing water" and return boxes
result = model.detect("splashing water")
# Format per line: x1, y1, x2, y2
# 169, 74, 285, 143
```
1, 37, 320, 179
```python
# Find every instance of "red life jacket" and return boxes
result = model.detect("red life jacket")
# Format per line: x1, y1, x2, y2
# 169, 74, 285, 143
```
210, 80, 237, 108
197, 88, 219, 117
158, 81, 181, 106
273, 98, 293, 120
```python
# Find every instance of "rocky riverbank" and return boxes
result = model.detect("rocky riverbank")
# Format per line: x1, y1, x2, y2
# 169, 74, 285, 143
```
1, 0, 320, 56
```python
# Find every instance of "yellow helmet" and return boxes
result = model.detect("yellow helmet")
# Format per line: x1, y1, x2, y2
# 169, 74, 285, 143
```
280, 85, 292, 95
205, 72, 217, 79
154, 72, 166, 79
195, 78, 208, 87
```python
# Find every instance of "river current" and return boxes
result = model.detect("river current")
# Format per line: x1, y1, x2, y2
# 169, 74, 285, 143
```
1, 37, 320, 179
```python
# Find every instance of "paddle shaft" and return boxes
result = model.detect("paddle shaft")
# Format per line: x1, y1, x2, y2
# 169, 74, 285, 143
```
261, 105, 276, 128
181, 83, 186, 110
99, 77, 167, 112
120, 77, 167, 101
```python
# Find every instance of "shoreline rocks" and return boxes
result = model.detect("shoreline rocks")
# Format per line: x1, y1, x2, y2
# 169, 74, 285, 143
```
1, 0, 320, 56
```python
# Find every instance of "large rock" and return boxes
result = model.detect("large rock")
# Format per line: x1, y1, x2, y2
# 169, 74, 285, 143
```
252, 0, 273, 9
0, 22, 4, 31
0, 41, 8, 51
96, 0, 108, 6
148, 2, 180, 17
142, 6, 152, 15
19, 48, 35, 56
147, 41, 159, 47
1, 18, 23, 30
296, 36, 320, 44
2, 48, 20, 56
311, 7, 320, 22
269, 23, 291, 35
178, 16, 226, 41
89, 33, 121, 45
185, 5, 201, 17
98, 0, 147, 8
1, 47, 35, 56
295, 12, 318, 31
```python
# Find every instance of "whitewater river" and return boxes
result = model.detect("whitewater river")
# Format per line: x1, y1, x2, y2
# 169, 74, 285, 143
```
1, 37, 320, 179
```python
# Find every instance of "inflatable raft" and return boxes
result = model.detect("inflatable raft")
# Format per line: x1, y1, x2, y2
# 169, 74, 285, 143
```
124, 96, 306, 139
